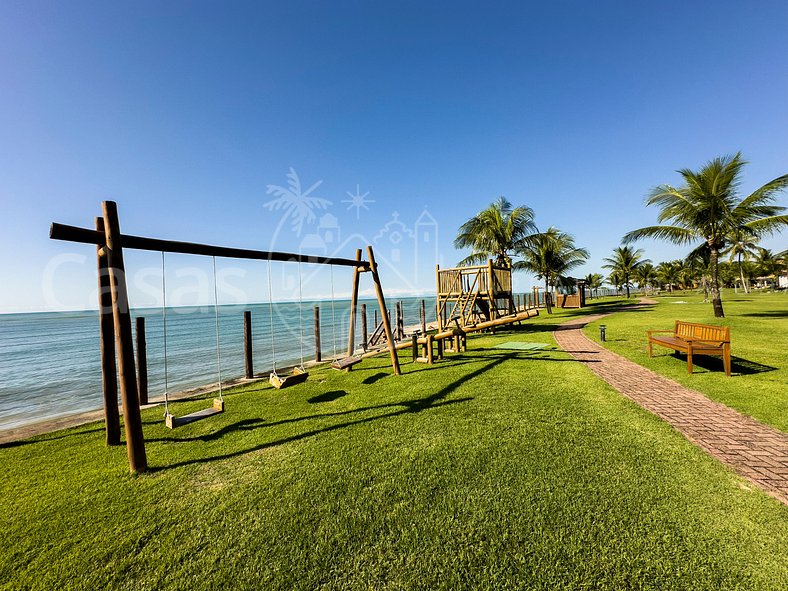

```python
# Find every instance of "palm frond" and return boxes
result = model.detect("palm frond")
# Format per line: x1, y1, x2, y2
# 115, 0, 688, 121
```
622, 225, 696, 245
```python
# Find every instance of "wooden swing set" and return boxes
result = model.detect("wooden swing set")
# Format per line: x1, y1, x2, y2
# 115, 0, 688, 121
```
49, 201, 400, 473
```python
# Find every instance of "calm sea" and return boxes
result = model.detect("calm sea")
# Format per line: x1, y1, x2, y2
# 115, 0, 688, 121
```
0, 297, 436, 431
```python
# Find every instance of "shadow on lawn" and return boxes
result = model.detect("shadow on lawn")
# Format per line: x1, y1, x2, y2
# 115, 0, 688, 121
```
670, 353, 777, 375
151, 353, 516, 471
308, 390, 348, 404
0, 427, 105, 449
740, 311, 788, 318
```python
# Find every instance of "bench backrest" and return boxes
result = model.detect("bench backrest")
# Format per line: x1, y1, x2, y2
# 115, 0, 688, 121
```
674, 321, 730, 343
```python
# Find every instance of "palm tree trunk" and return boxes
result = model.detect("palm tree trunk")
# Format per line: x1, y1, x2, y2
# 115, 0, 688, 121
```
625, 275, 631, 298
710, 247, 725, 318
738, 254, 749, 294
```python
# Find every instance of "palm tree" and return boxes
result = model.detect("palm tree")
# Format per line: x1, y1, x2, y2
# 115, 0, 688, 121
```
753, 248, 784, 286
623, 153, 788, 317
607, 270, 626, 295
633, 262, 656, 294
584, 273, 604, 298
723, 228, 759, 293
684, 245, 712, 300
656, 260, 682, 293
515, 227, 589, 294
602, 246, 650, 298
454, 197, 536, 266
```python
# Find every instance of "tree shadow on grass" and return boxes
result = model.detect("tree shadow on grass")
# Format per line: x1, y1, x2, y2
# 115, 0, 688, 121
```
740, 311, 788, 318
151, 353, 516, 471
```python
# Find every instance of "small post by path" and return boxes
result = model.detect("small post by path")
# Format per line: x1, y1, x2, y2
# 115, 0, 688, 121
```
135, 316, 148, 406
244, 310, 253, 378
314, 305, 322, 362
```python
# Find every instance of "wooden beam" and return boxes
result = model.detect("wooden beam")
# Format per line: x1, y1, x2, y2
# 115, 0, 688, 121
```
135, 316, 148, 406
367, 246, 401, 376
50, 222, 369, 268
244, 310, 253, 379
102, 201, 147, 473
314, 306, 322, 362
346, 249, 362, 357
95, 217, 120, 447
361, 303, 368, 351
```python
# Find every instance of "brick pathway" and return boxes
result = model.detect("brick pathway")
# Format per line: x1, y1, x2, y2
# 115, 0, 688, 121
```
553, 303, 788, 505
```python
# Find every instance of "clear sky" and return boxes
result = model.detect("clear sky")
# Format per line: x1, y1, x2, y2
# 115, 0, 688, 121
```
1, 0, 787, 312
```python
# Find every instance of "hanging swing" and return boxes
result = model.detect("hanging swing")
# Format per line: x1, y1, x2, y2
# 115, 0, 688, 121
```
162, 253, 225, 429
331, 263, 363, 370
268, 259, 309, 389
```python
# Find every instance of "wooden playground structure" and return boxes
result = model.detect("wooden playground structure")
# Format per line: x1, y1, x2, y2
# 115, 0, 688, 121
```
50, 201, 401, 473
436, 261, 516, 329
48, 203, 557, 474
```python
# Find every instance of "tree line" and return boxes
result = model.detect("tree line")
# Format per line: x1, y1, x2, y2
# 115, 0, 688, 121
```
455, 153, 788, 316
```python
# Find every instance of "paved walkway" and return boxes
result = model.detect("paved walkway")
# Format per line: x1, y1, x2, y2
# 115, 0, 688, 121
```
553, 301, 788, 505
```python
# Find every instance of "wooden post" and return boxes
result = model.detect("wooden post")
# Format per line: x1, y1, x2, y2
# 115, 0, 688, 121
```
545, 291, 553, 314
435, 264, 442, 330
314, 306, 322, 362
346, 249, 362, 357
516, 294, 521, 312
487, 259, 497, 320
361, 303, 368, 350
135, 316, 148, 406
367, 246, 401, 375
102, 201, 147, 473
244, 310, 253, 378
95, 217, 120, 446
437, 337, 444, 360
426, 335, 434, 364
420, 299, 426, 335
412, 333, 418, 362
374, 309, 378, 330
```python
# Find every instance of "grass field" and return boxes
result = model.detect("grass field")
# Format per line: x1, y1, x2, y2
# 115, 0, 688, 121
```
583, 291, 788, 432
1, 301, 787, 590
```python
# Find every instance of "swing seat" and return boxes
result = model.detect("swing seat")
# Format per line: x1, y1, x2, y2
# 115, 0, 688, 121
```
165, 398, 224, 429
331, 356, 363, 370
270, 366, 309, 389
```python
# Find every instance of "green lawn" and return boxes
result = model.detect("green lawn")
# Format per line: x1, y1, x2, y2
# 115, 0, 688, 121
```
583, 291, 788, 432
1, 307, 787, 590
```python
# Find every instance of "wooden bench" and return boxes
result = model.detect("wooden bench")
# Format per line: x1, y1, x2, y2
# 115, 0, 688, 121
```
647, 321, 731, 377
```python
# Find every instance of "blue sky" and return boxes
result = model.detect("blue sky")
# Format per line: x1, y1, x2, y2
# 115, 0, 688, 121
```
1, 0, 787, 312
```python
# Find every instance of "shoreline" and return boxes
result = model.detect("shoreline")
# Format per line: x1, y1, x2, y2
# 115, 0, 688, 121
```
0, 320, 441, 445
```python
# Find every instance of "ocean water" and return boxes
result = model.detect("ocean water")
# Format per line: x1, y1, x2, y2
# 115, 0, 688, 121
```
0, 297, 437, 431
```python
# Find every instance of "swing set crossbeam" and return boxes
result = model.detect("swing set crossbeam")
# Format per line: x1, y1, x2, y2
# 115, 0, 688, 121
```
50, 223, 371, 268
